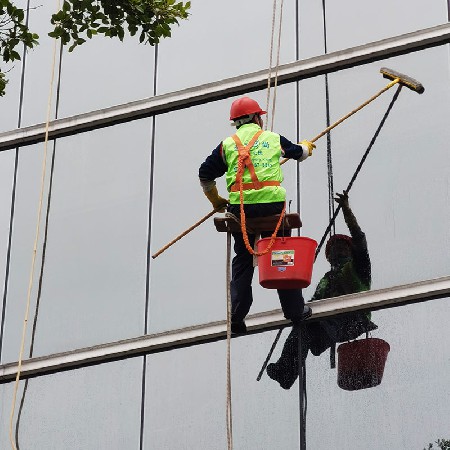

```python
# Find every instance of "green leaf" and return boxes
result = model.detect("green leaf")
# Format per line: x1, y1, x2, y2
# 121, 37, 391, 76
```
9, 50, 20, 60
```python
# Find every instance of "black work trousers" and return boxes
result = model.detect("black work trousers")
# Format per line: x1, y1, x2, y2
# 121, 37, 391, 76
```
228, 202, 305, 324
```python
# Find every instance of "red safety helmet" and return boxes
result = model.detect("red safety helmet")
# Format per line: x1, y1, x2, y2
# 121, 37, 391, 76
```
325, 234, 353, 261
229, 97, 267, 120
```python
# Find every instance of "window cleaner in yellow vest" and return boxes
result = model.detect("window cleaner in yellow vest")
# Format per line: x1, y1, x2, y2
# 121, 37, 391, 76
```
198, 96, 315, 334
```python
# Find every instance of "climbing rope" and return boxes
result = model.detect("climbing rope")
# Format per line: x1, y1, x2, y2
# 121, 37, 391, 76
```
298, 328, 307, 450
14, 42, 64, 450
238, 183, 285, 256
234, 136, 286, 256
265, 0, 284, 131
265, 0, 277, 122
299, 350, 307, 450
9, 2, 60, 447
269, 0, 284, 132
226, 231, 233, 450
321, 0, 336, 238
325, 78, 335, 237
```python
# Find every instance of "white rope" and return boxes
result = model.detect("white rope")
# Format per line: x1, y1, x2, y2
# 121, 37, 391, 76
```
270, 0, 284, 132
265, 0, 278, 130
265, 0, 284, 131
8, 2, 60, 448
226, 231, 233, 450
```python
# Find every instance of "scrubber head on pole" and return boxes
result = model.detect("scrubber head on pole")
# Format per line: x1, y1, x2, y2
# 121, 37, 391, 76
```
380, 67, 425, 94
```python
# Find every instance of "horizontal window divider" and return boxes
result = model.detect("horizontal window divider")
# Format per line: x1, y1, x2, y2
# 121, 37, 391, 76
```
1, 275, 449, 383
0, 24, 449, 152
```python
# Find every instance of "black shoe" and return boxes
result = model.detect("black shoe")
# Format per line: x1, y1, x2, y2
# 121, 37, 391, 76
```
231, 321, 247, 335
292, 305, 313, 326
302, 305, 312, 320
266, 363, 296, 390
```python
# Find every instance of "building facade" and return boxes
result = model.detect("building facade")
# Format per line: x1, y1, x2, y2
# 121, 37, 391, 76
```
0, 0, 449, 448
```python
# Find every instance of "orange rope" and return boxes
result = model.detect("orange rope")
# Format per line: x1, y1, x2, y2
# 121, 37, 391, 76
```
236, 154, 285, 256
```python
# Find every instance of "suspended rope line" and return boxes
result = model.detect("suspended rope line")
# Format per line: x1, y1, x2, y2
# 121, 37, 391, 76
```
298, 328, 307, 450
325, 73, 335, 236
14, 41, 64, 450
9, 1, 60, 446
300, 356, 307, 450
265, 0, 284, 131
294, 0, 301, 233
321, 0, 335, 237
140, 42, 159, 450
0, 0, 32, 363
269, 0, 284, 132
314, 84, 403, 260
265, 0, 278, 129
226, 231, 233, 450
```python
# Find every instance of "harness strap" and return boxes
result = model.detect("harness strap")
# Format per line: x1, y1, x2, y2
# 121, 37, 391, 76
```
231, 130, 263, 190
230, 180, 280, 192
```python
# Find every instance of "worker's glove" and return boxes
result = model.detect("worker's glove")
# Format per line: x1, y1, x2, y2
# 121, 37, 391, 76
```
299, 140, 316, 157
204, 186, 229, 212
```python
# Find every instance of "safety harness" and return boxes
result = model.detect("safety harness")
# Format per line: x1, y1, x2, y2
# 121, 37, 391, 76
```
230, 130, 286, 256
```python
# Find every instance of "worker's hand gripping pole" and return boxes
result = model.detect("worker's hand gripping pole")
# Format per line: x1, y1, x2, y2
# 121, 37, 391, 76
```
280, 67, 424, 166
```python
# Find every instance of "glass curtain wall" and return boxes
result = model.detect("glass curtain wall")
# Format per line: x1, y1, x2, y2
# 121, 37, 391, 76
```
0, 0, 449, 449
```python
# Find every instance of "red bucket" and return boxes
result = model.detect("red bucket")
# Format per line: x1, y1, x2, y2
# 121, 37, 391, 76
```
337, 338, 390, 391
256, 236, 317, 289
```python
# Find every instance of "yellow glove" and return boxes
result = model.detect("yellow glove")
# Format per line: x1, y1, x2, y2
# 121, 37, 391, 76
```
204, 186, 229, 212
299, 140, 316, 156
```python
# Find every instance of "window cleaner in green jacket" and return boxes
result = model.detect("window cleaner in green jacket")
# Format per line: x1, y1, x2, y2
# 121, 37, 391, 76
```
267, 191, 377, 389
198, 96, 316, 334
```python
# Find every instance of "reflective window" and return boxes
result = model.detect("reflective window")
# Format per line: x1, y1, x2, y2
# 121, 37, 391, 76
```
1, 120, 152, 361
298, 0, 448, 59
300, 47, 450, 300
0, 359, 143, 449
156, 0, 298, 93
144, 336, 301, 449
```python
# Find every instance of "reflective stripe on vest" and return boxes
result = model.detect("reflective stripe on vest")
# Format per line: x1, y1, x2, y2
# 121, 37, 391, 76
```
230, 180, 280, 192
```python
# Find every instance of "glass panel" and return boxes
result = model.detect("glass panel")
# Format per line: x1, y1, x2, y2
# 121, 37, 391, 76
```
0, 62, 22, 133
0, 151, 15, 353
0, 358, 142, 449
144, 335, 300, 449
12, 2, 155, 125
298, 0, 448, 59
290, 298, 450, 449
57, 35, 155, 118
157, 0, 298, 93
19, 1, 63, 128
0, 3, 33, 132
299, 46, 450, 300
1, 120, 151, 362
